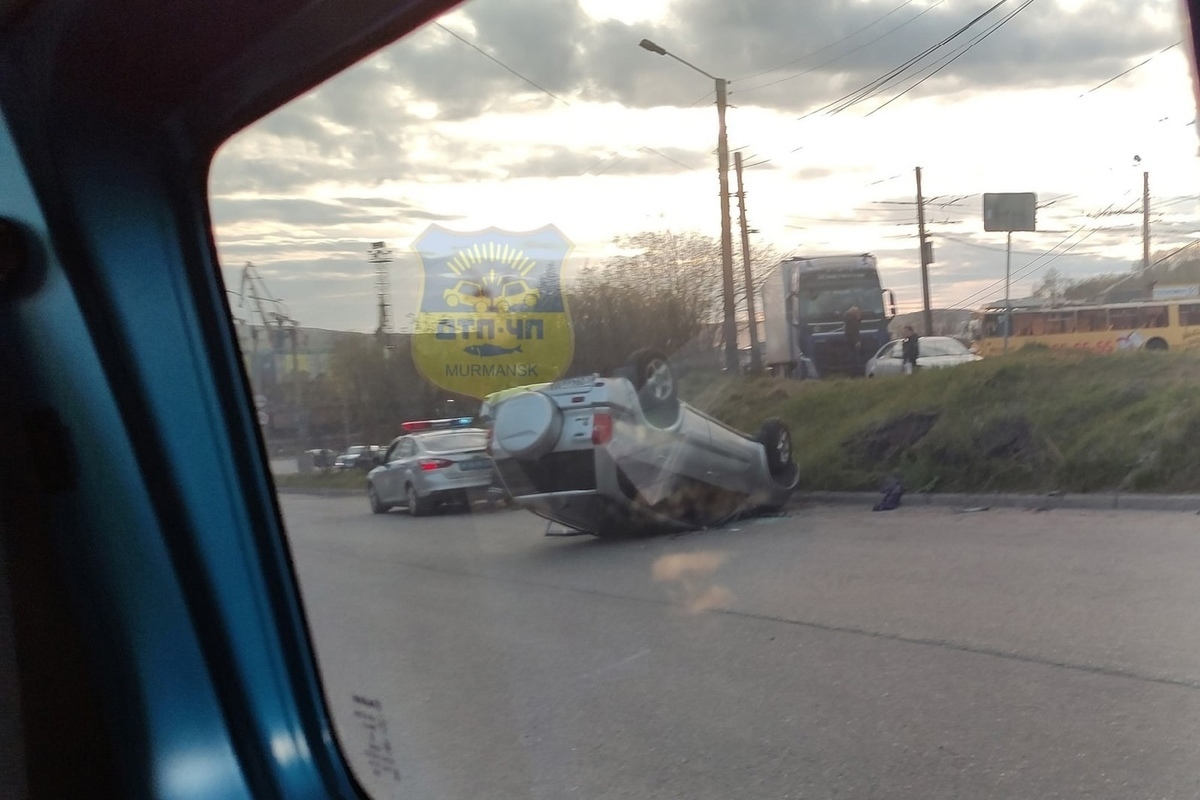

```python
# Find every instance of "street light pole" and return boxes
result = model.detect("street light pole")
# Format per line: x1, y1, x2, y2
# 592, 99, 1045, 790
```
639, 39, 738, 372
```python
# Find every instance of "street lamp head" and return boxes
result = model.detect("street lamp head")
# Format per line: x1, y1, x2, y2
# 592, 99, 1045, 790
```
638, 38, 667, 55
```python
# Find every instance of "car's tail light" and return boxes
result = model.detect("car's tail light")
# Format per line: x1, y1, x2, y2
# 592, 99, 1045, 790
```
418, 458, 454, 471
591, 412, 613, 445
485, 427, 494, 454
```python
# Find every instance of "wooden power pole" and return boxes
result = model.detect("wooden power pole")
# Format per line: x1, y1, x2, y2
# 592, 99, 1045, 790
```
734, 152, 762, 372
915, 166, 934, 336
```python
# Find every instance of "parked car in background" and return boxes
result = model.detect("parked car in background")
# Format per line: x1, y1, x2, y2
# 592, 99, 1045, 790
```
367, 419, 495, 515
484, 349, 798, 537
865, 335, 982, 378
297, 448, 338, 473
334, 444, 382, 470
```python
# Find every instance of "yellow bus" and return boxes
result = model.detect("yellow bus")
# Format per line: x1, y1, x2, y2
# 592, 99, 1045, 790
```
970, 299, 1200, 357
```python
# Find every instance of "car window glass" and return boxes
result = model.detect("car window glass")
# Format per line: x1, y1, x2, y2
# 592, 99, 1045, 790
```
209, 2, 1200, 797
421, 431, 489, 452
922, 339, 947, 356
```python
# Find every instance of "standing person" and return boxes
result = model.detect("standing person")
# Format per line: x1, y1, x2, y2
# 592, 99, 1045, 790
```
901, 325, 920, 375
844, 305, 863, 376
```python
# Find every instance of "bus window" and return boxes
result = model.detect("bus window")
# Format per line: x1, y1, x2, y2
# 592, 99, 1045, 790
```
1137, 306, 1167, 328
1010, 312, 1042, 336
1046, 312, 1075, 334
1179, 304, 1200, 326
1108, 307, 1137, 330
1076, 309, 1107, 332
980, 314, 1002, 337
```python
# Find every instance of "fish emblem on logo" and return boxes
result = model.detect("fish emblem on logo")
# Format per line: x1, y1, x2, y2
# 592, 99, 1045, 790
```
410, 225, 574, 399
464, 343, 523, 358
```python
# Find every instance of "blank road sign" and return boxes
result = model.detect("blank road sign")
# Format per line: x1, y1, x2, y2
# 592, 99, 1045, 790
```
983, 193, 1037, 232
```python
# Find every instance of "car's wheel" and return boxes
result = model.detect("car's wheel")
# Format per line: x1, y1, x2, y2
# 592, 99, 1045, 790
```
367, 482, 389, 514
406, 483, 432, 517
445, 294, 459, 308
757, 418, 794, 476
1145, 337, 1168, 351
495, 299, 509, 313
627, 348, 677, 410
523, 293, 538, 308
474, 300, 490, 313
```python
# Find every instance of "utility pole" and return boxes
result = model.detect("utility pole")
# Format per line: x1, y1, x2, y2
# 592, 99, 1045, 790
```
369, 241, 393, 352
734, 152, 762, 372
915, 166, 933, 337
1143, 170, 1151, 272
637, 39, 738, 371
716, 78, 738, 371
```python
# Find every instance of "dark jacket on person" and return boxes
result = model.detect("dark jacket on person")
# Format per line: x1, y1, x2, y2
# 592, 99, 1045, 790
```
901, 334, 919, 366
844, 308, 862, 345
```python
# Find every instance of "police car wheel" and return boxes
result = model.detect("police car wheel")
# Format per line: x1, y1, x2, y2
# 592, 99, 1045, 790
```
407, 483, 432, 517
368, 483, 389, 514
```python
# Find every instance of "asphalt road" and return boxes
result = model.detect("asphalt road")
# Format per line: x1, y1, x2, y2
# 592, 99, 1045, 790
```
281, 494, 1200, 800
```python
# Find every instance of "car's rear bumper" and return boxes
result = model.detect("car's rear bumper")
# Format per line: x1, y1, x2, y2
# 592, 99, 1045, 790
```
417, 468, 494, 498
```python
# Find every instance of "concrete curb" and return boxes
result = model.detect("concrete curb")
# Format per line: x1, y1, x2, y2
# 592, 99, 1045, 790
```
273, 484, 1200, 513
794, 491, 1200, 513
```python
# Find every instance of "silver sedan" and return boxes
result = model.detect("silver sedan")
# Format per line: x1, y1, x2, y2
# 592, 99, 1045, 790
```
367, 428, 494, 516
865, 336, 982, 377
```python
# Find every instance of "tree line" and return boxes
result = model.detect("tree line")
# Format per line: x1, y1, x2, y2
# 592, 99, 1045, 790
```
255, 230, 779, 450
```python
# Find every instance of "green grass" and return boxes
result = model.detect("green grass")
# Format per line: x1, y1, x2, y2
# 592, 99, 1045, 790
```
679, 348, 1200, 494
273, 470, 368, 491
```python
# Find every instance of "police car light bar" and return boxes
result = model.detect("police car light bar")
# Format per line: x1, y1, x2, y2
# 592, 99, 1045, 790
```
401, 417, 475, 432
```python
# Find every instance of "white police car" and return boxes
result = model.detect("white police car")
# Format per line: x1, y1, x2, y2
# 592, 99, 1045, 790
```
482, 349, 798, 537
367, 418, 496, 516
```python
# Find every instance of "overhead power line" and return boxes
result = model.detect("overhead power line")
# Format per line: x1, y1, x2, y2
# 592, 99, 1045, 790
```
866, 0, 1037, 116
1080, 41, 1181, 97
736, 0, 948, 96
435, 22, 570, 107
735, 0, 917, 82
800, 0, 1009, 120
950, 196, 1142, 308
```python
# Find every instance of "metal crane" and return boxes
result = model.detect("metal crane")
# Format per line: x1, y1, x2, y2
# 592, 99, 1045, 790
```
230, 262, 305, 436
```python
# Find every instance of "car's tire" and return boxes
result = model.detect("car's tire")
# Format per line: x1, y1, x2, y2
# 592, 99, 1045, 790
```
1145, 337, 1168, 351
406, 483, 432, 517
495, 299, 509, 313
523, 293, 538, 308
474, 300, 490, 313
492, 390, 563, 459
445, 294, 459, 308
627, 348, 677, 410
367, 482, 390, 514
757, 418, 794, 477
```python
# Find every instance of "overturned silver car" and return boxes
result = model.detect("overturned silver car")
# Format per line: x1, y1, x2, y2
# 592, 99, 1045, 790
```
481, 350, 798, 537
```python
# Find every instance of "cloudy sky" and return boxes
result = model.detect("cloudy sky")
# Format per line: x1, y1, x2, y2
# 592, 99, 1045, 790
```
209, 0, 1200, 333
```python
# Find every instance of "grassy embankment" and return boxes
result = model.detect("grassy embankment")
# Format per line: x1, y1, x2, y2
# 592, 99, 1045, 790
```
681, 347, 1200, 494
273, 349, 1200, 495
273, 470, 367, 490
